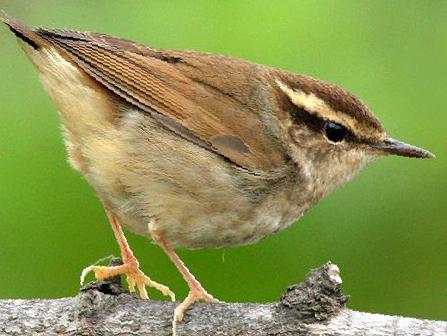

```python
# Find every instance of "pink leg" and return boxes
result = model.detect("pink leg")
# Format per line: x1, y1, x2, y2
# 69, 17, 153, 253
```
106, 211, 135, 262
80, 211, 175, 301
151, 229, 217, 334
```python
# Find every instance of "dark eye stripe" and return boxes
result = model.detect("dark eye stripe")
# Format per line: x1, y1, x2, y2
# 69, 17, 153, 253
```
291, 106, 356, 142
291, 106, 324, 132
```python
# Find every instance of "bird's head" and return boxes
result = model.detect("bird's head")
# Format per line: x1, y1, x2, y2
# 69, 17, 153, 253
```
272, 71, 434, 197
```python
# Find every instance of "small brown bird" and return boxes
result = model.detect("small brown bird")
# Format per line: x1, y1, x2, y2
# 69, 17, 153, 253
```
4, 17, 433, 331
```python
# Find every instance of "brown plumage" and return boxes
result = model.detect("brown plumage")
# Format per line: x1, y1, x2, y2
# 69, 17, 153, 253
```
4, 17, 433, 335
29, 24, 288, 171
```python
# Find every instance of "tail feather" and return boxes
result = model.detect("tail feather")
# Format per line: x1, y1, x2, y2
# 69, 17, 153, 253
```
3, 15, 47, 49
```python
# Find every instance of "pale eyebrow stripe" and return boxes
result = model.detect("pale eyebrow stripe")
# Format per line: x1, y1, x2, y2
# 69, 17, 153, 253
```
276, 80, 358, 132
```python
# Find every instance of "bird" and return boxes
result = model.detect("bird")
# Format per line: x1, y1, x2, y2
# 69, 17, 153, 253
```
4, 16, 433, 333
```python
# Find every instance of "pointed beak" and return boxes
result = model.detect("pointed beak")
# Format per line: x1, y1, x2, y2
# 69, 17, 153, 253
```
371, 137, 435, 158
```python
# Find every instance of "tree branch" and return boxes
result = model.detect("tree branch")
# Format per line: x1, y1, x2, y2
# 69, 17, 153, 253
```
0, 262, 445, 335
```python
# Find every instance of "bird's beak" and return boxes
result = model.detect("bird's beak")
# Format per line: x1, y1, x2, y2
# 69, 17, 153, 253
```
371, 137, 435, 158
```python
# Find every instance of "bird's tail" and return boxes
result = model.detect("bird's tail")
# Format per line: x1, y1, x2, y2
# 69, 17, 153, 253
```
3, 15, 48, 49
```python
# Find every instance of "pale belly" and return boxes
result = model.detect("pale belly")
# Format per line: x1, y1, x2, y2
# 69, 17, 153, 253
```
113, 185, 306, 249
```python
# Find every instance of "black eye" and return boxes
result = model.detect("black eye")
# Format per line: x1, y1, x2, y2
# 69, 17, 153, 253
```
323, 121, 347, 143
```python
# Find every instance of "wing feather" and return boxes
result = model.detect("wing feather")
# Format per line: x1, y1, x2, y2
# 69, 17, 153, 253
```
36, 28, 285, 171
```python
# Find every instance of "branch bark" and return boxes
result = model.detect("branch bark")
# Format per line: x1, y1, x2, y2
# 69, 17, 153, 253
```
0, 262, 445, 336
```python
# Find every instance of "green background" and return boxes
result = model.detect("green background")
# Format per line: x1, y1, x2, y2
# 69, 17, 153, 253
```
0, 1, 445, 321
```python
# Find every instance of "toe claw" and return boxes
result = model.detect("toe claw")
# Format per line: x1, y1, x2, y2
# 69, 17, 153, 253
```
172, 290, 218, 335
127, 275, 136, 293
80, 265, 93, 285
143, 275, 176, 301
135, 275, 149, 299
80, 262, 174, 301
80, 265, 110, 284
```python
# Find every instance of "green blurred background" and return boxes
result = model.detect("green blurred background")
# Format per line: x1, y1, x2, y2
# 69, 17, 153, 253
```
0, 1, 445, 320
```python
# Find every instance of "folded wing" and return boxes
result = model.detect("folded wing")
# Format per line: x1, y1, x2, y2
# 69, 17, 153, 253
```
35, 28, 286, 171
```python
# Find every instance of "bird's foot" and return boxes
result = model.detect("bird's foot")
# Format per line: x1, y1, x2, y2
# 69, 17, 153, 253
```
173, 289, 218, 334
80, 259, 175, 301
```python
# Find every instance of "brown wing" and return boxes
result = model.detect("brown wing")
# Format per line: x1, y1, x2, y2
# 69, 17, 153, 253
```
34, 27, 286, 171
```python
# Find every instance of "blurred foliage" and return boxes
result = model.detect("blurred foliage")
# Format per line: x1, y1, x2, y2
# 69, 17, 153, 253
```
0, 0, 445, 320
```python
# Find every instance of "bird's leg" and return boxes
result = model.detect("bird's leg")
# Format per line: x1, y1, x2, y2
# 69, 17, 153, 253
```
151, 229, 218, 333
80, 211, 175, 301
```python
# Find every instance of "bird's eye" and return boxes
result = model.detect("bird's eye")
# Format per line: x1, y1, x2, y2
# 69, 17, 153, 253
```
323, 121, 347, 143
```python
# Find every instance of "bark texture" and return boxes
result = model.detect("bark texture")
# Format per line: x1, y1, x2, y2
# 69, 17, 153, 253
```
0, 262, 445, 336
